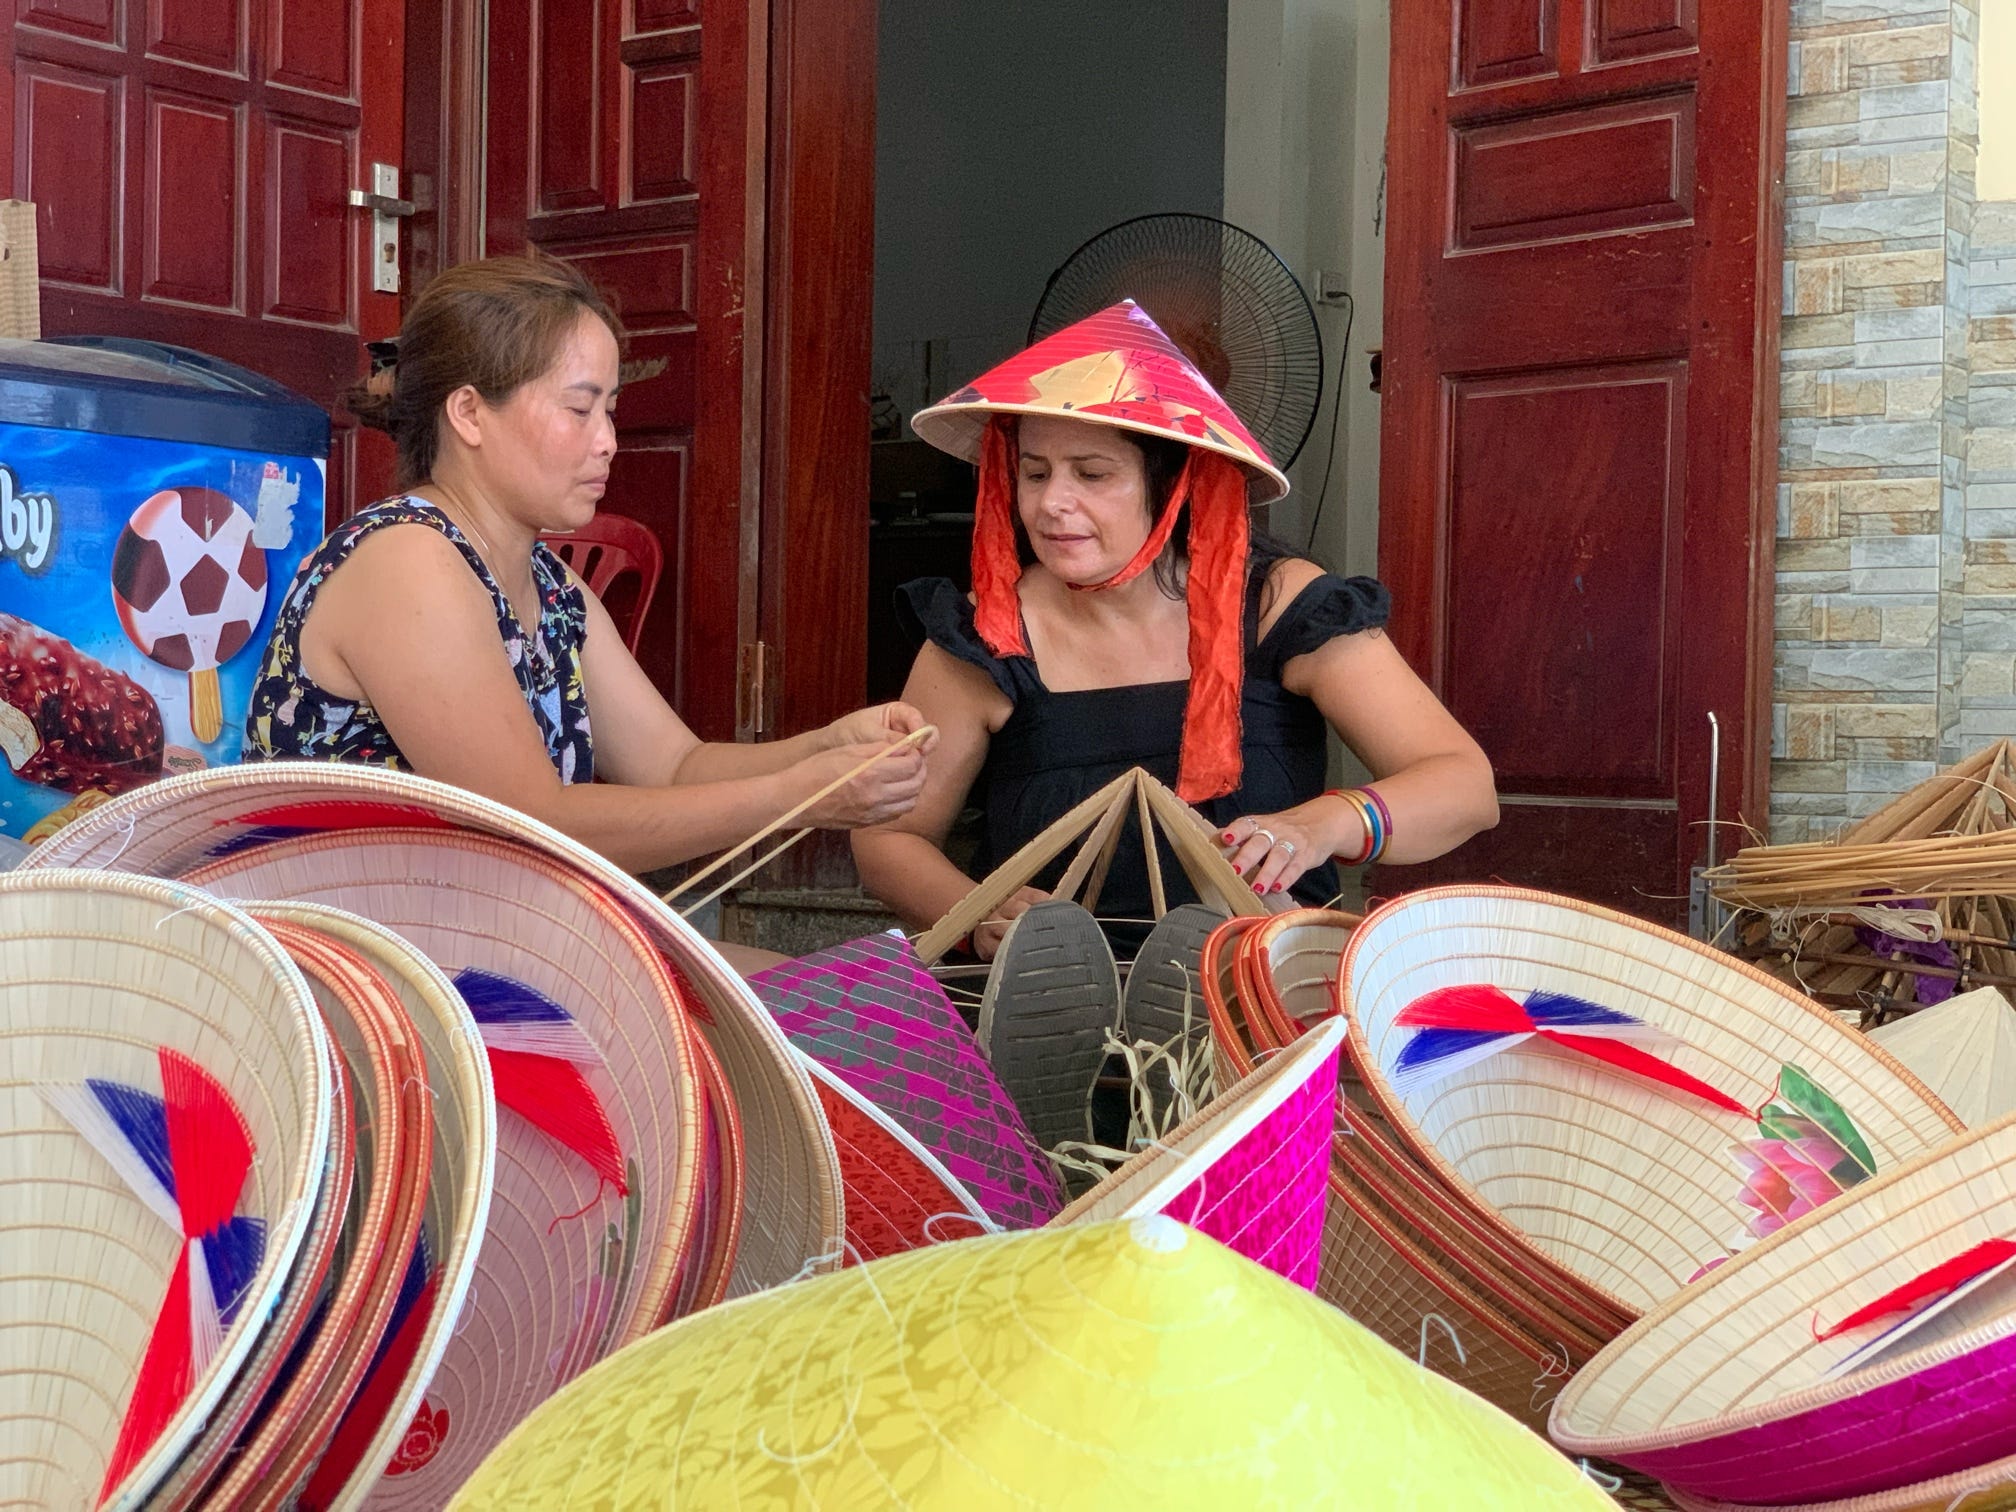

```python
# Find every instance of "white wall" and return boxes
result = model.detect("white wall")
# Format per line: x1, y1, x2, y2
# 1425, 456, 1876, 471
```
1985, 0, 2016, 200
1224, 0, 1388, 576
873, 0, 1229, 417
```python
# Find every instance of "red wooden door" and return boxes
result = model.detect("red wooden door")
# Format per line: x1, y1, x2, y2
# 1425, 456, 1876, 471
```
485, 0, 746, 737
485, 0, 874, 756
1374, 0, 1785, 925
1, 0, 408, 515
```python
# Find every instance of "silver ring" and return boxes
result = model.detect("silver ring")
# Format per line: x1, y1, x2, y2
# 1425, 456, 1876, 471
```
1279, 841, 1297, 858
1253, 827, 1279, 848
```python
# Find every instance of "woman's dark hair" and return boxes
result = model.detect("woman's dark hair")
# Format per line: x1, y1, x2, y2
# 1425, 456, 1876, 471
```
346, 254, 622, 487
1006, 420, 1297, 602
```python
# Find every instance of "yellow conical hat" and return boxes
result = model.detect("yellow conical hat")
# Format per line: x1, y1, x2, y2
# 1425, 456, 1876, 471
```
451, 1218, 1613, 1510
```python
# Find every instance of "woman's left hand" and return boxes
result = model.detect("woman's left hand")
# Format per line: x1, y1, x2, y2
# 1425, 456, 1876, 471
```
822, 701, 938, 753
1217, 798, 1356, 898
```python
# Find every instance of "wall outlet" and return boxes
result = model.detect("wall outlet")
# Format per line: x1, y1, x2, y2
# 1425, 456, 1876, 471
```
1312, 269, 1353, 306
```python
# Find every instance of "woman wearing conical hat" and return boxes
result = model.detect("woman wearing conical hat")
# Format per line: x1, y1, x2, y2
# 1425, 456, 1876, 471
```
853, 303, 1498, 960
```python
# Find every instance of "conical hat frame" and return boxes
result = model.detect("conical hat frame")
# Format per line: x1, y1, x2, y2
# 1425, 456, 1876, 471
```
914, 767, 1274, 966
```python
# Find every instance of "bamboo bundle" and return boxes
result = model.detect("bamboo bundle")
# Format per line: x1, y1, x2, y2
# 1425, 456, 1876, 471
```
1706, 742, 2016, 1022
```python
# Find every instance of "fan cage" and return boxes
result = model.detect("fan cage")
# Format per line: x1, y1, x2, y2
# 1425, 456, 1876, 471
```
1030, 213, 1324, 470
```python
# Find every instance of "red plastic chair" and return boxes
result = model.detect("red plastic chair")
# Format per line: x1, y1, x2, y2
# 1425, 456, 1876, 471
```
540, 512, 664, 654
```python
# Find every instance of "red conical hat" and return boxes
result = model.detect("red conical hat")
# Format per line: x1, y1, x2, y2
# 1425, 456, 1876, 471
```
911, 301, 1279, 802
911, 300, 1290, 503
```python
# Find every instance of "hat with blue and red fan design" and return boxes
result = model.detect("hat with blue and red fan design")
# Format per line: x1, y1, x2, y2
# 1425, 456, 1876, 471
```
0, 869, 332, 1512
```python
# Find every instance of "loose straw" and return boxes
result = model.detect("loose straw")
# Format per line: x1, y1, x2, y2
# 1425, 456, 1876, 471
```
668, 724, 935, 917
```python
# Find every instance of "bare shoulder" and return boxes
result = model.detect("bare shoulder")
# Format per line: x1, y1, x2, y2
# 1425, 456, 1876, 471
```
312, 522, 494, 634
910, 639, 1015, 733
339, 518, 471, 569
1256, 555, 1327, 638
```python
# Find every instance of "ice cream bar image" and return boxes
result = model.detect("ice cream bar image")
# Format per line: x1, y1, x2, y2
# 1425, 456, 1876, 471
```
111, 486, 269, 743
0, 612, 166, 795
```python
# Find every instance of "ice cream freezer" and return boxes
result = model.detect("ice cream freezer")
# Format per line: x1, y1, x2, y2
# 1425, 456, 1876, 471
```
0, 336, 328, 842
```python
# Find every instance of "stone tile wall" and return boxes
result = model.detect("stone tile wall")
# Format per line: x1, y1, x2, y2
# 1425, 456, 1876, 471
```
1772, 0, 2014, 839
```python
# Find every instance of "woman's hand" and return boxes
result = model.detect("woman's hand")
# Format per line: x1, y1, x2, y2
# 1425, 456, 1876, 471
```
797, 741, 929, 828
1218, 797, 1360, 898
819, 701, 937, 753
972, 885, 1050, 961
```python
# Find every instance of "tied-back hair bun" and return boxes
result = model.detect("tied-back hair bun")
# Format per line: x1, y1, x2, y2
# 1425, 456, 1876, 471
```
345, 364, 398, 433
337, 254, 622, 487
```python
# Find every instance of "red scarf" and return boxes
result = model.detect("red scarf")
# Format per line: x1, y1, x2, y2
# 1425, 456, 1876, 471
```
970, 417, 1250, 802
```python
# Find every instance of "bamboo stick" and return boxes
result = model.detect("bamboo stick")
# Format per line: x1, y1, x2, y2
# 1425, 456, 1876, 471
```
663, 724, 935, 906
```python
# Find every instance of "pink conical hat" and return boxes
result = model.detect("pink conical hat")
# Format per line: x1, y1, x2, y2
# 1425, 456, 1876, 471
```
911, 299, 1288, 502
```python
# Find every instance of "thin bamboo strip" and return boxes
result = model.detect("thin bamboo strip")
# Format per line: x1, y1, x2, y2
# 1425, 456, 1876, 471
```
665, 725, 935, 908
1136, 780, 1169, 922
1050, 783, 1135, 905
1137, 774, 1275, 918
1079, 786, 1133, 918
1839, 744, 2005, 845
913, 773, 1138, 964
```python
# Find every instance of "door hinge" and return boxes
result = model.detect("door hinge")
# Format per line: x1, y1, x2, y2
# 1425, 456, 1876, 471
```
737, 640, 774, 735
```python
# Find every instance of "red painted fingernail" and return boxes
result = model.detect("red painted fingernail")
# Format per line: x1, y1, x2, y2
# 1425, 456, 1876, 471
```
1252, 883, 1264, 895
1271, 883, 1284, 894
1221, 832, 1236, 844
1232, 863, 1244, 875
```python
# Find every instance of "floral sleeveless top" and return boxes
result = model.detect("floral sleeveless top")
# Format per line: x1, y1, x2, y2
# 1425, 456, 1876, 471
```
242, 496, 595, 782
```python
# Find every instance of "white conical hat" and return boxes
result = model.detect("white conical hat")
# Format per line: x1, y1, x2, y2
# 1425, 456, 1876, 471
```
1867, 986, 2016, 1128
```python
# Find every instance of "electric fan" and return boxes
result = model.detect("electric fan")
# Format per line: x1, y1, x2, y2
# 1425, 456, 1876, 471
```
1029, 213, 1325, 469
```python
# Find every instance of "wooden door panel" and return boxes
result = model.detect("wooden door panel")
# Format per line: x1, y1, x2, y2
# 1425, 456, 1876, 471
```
269, 0, 355, 97
634, 0, 694, 29
147, 0, 245, 74
1591, 0, 1696, 64
1376, 0, 1782, 923
1452, 95, 1695, 250
143, 88, 240, 309
18, 0, 116, 46
486, 0, 709, 720
1445, 362, 1684, 795
626, 60, 695, 202
20, 61, 120, 289
266, 121, 353, 323
1431, 239, 1689, 368
535, 2, 602, 212
9, 0, 405, 519
1455, 0, 1555, 89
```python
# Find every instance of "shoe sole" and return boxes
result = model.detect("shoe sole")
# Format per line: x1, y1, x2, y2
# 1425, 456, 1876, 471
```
978, 901, 1120, 1154
1121, 903, 1230, 1126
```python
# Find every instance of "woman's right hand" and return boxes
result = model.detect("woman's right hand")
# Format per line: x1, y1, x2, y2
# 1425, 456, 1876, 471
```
798, 741, 928, 828
972, 885, 1049, 961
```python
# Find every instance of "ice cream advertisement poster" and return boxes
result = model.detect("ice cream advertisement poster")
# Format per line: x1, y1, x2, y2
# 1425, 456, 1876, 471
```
0, 418, 322, 841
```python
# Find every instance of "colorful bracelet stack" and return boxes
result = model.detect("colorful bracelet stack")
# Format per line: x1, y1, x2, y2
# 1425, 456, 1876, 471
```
1327, 786, 1393, 865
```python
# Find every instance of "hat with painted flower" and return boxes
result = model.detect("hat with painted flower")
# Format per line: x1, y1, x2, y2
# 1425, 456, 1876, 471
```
911, 301, 1290, 803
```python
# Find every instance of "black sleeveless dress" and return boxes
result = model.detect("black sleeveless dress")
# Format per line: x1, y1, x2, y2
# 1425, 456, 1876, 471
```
898, 565, 1391, 951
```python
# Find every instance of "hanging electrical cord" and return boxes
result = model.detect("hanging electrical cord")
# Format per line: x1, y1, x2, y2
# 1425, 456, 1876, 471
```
1302, 291, 1354, 557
